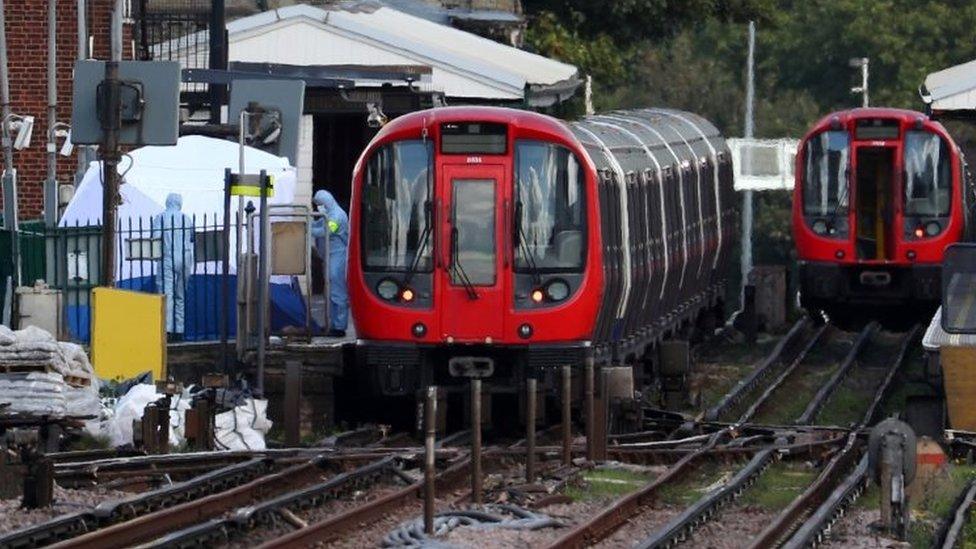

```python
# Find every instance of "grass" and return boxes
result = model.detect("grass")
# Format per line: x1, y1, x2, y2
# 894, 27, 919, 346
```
816, 333, 899, 426
655, 461, 735, 506
738, 460, 818, 510
691, 336, 779, 414
564, 467, 654, 502
751, 330, 852, 424
905, 465, 976, 547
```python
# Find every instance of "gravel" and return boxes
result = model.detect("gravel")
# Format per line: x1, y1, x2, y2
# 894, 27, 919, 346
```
822, 508, 909, 548
0, 484, 131, 535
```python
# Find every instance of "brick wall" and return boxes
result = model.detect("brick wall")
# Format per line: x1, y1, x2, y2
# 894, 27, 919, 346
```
0, 0, 131, 220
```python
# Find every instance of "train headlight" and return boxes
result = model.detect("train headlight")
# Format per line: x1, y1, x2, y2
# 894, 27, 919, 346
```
925, 221, 941, 237
812, 219, 828, 235
400, 288, 415, 302
412, 322, 427, 338
530, 289, 545, 303
545, 280, 570, 302
518, 323, 533, 339
377, 279, 399, 301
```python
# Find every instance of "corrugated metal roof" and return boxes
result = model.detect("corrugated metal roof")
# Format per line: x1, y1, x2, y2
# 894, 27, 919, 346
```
214, 2, 577, 104
924, 59, 976, 112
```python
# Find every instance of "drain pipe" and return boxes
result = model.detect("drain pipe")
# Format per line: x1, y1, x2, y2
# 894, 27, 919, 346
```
44, 0, 58, 226
0, 0, 21, 290
74, 0, 88, 184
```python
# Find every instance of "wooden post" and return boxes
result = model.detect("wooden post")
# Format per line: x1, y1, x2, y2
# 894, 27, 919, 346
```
471, 378, 482, 504
526, 377, 537, 482
562, 365, 572, 466
585, 357, 595, 461
424, 386, 437, 534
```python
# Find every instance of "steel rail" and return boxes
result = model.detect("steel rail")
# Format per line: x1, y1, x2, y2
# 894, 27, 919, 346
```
747, 326, 919, 549
782, 454, 868, 549
795, 322, 877, 425
0, 458, 273, 549
256, 450, 479, 548
705, 318, 810, 421
935, 478, 976, 549
133, 456, 398, 547
47, 454, 386, 549
542, 429, 731, 549
738, 324, 829, 424
634, 448, 777, 549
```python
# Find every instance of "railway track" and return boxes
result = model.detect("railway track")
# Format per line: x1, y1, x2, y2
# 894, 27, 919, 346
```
541, 323, 919, 549
934, 478, 976, 549
0, 323, 928, 549
748, 324, 919, 548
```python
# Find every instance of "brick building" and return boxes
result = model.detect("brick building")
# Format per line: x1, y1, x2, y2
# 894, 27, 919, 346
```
0, 0, 129, 221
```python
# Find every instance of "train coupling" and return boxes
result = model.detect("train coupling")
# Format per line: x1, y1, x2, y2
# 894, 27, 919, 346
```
448, 356, 495, 378
859, 271, 892, 287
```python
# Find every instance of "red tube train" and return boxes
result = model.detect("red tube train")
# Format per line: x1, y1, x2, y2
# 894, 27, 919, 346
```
794, 108, 974, 318
348, 106, 735, 400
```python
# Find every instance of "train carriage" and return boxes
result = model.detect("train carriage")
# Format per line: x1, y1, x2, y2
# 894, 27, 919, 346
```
348, 106, 735, 404
794, 108, 973, 318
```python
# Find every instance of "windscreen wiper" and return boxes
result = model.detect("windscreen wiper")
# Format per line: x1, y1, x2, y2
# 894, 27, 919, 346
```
451, 226, 479, 300
514, 201, 543, 285
403, 200, 432, 285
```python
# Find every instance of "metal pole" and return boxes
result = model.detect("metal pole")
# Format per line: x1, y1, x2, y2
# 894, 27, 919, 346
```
100, 0, 124, 287
562, 365, 572, 466
526, 377, 537, 482
0, 0, 20, 290
74, 0, 88, 184
585, 356, 594, 461
44, 0, 58, 227
208, 0, 226, 124
234, 110, 246, 358
862, 61, 870, 108
740, 20, 756, 292
471, 378, 482, 504
424, 386, 437, 535
255, 169, 269, 397
221, 169, 231, 372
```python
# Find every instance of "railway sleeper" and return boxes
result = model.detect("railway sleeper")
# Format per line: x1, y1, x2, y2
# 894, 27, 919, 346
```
634, 448, 779, 549
138, 455, 402, 548
0, 458, 275, 549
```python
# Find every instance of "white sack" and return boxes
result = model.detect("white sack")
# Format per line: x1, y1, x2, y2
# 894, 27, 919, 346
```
102, 384, 192, 447
0, 372, 67, 416
215, 398, 272, 451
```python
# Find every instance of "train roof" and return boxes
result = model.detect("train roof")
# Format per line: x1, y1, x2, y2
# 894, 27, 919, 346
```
570, 108, 727, 174
367, 106, 728, 173
805, 107, 944, 134
373, 105, 578, 144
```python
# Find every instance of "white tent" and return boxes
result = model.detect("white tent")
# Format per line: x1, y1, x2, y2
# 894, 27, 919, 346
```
61, 135, 296, 227
60, 135, 298, 280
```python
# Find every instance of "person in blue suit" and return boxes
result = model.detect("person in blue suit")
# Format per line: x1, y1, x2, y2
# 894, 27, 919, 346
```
153, 193, 194, 341
311, 189, 349, 337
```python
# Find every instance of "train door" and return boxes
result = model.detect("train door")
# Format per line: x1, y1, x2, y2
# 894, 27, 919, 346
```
439, 164, 506, 340
854, 145, 898, 260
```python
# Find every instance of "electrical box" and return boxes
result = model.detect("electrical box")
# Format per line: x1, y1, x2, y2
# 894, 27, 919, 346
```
15, 282, 63, 338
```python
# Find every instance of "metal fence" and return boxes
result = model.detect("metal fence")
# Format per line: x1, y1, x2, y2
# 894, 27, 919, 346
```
2, 214, 235, 343
134, 0, 212, 94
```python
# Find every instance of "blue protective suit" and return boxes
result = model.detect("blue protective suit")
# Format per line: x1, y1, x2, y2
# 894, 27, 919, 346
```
153, 193, 194, 334
311, 190, 349, 332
